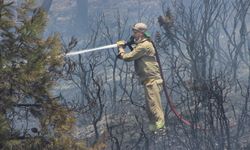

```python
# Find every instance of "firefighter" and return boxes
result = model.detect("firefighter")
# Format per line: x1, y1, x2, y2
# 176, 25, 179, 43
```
117, 23, 165, 132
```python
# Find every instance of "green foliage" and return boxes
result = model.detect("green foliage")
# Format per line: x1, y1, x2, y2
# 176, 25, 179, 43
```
0, 1, 87, 149
0, 113, 10, 149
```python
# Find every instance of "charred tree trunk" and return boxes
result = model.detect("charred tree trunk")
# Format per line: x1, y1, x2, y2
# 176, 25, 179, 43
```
0, 0, 3, 19
41, 0, 52, 13
75, 0, 88, 36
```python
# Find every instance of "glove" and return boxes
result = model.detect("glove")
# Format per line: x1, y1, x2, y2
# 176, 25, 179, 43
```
116, 40, 126, 48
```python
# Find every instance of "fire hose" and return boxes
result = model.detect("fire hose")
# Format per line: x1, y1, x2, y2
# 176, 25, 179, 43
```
152, 41, 192, 126
152, 41, 237, 130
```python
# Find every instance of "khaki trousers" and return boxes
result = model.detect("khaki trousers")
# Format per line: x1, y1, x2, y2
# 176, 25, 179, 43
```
143, 79, 165, 125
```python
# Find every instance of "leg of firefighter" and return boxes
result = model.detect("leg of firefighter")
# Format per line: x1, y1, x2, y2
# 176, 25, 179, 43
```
144, 79, 165, 132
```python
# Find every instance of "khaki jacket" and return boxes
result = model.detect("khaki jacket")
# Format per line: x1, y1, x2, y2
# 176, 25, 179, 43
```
121, 39, 162, 84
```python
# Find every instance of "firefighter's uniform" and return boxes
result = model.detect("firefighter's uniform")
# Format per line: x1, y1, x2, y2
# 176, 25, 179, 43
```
119, 37, 165, 131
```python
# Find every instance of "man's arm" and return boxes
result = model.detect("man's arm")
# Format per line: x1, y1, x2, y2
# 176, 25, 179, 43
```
118, 46, 146, 61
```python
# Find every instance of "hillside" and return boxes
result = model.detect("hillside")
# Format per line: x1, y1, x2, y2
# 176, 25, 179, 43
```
47, 0, 250, 150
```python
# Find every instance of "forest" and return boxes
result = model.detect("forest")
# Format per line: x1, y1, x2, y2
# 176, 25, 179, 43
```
1, 0, 250, 149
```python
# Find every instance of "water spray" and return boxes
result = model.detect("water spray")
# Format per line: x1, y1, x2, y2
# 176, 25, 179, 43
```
65, 44, 118, 56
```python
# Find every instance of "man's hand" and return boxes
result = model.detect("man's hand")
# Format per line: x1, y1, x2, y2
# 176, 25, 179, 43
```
116, 40, 126, 48
118, 47, 125, 54
117, 47, 125, 59
117, 40, 126, 59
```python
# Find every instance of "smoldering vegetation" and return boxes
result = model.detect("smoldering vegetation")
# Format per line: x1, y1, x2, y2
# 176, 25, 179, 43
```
3, 0, 250, 149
